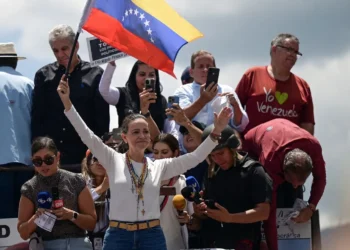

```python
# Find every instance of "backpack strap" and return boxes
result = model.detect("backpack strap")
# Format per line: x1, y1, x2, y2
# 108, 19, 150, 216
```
241, 159, 261, 169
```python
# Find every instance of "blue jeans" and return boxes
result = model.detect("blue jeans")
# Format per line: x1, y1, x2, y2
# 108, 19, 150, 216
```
43, 237, 92, 250
103, 226, 166, 250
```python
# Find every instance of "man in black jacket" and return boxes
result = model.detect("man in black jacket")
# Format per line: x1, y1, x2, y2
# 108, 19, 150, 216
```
31, 24, 109, 167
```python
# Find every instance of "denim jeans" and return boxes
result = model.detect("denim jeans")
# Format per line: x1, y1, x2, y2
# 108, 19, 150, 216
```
103, 225, 166, 250
43, 237, 92, 250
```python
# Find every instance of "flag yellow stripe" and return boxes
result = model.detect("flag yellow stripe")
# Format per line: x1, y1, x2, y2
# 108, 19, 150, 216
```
132, 0, 203, 42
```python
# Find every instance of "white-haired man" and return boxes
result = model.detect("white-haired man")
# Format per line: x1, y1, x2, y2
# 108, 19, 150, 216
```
31, 25, 110, 168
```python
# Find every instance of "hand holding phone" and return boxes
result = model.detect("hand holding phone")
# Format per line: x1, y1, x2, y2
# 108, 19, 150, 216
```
205, 199, 218, 209
145, 78, 156, 92
167, 96, 180, 119
205, 67, 220, 89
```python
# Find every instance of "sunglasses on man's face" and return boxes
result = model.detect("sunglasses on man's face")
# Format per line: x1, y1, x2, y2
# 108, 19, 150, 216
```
32, 155, 56, 167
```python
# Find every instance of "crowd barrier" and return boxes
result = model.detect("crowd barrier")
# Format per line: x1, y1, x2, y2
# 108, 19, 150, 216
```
0, 166, 322, 250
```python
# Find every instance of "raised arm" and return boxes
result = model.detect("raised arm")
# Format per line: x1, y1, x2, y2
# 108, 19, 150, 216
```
219, 87, 249, 132
99, 62, 121, 105
87, 176, 109, 201
140, 89, 161, 140
57, 75, 116, 171
166, 104, 202, 145
175, 83, 218, 121
159, 107, 233, 180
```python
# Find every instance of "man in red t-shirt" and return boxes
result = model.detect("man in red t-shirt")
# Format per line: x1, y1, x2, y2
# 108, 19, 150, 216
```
235, 33, 315, 136
243, 118, 326, 250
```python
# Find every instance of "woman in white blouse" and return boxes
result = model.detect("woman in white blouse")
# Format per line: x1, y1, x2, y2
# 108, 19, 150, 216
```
57, 75, 232, 250
99, 61, 178, 140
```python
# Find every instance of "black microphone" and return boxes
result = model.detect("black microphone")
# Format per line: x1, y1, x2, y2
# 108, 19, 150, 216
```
52, 187, 63, 209
181, 186, 201, 204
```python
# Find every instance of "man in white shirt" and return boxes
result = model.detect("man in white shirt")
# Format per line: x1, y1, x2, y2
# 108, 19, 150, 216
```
173, 50, 248, 132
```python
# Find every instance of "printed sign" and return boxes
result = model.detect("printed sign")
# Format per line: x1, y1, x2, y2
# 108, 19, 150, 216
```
86, 37, 129, 67
34, 212, 57, 232
0, 218, 27, 249
261, 208, 312, 250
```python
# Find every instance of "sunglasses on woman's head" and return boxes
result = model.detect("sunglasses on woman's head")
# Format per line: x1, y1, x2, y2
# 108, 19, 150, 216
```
92, 155, 99, 163
32, 155, 56, 167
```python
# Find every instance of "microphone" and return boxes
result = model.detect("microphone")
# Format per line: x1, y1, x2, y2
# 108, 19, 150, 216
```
37, 192, 52, 209
185, 176, 200, 193
172, 194, 186, 226
52, 187, 63, 209
181, 186, 201, 204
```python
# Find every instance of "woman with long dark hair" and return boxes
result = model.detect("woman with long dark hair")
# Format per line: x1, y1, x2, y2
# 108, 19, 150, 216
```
57, 75, 232, 250
99, 61, 178, 140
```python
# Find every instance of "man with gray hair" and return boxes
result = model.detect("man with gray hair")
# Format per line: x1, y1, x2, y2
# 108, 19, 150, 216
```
31, 24, 109, 168
235, 33, 315, 136
243, 118, 326, 250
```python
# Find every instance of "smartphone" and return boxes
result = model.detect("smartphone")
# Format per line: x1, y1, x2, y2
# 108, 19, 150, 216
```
160, 186, 176, 196
167, 96, 180, 118
145, 78, 156, 92
205, 67, 220, 89
205, 199, 218, 209
112, 128, 122, 140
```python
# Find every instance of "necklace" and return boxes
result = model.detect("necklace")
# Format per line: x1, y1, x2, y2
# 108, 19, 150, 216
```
126, 153, 149, 216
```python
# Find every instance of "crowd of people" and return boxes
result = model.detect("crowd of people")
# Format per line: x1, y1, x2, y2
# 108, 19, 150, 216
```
0, 24, 327, 250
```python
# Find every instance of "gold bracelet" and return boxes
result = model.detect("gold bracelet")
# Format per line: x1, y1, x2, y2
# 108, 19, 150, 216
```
209, 132, 221, 141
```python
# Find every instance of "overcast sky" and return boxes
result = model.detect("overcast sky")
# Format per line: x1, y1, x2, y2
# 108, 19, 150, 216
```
2, 0, 350, 230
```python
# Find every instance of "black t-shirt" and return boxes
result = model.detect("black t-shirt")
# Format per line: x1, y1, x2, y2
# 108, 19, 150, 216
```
184, 160, 208, 189
201, 152, 273, 248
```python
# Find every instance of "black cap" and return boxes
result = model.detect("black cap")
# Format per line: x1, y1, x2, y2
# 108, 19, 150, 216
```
179, 121, 206, 135
181, 66, 191, 83
201, 124, 240, 151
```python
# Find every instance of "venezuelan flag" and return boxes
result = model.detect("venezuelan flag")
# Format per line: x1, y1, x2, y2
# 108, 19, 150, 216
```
82, 0, 203, 77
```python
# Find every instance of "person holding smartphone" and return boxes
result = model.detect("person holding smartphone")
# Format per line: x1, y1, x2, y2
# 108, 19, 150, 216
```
98, 60, 178, 142
56, 75, 232, 250
193, 125, 273, 250
173, 50, 249, 132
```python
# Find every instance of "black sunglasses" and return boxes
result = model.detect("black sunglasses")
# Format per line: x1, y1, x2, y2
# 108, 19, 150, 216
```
91, 155, 99, 163
32, 155, 56, 167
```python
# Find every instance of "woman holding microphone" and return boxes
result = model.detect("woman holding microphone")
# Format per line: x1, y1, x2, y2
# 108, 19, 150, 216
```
57, 75, 232, 250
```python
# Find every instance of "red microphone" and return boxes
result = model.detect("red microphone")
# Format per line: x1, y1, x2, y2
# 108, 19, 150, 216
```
52, 187, 63, 209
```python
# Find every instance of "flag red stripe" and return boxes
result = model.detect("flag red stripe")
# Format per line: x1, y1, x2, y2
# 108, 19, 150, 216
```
83, 8, 175, 77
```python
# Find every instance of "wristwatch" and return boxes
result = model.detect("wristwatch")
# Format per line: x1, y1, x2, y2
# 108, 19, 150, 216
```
307, 203, 316, 213
71, 212, 78, 221
140, 110, 151, 118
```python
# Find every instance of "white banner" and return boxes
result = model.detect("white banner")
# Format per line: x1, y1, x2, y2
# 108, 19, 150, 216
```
0, 218, 27, 249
